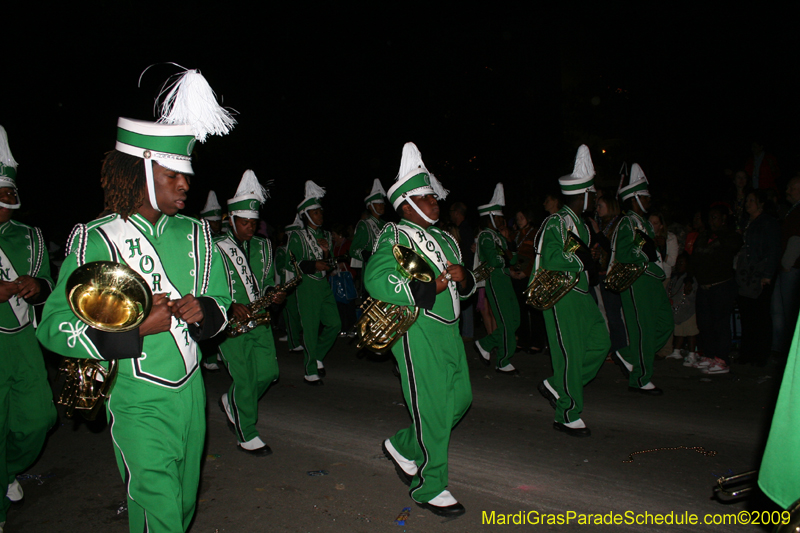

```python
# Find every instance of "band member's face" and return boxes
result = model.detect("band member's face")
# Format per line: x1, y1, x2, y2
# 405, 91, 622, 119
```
370, 202, 385, 217
409, 194, 439, 222
307, 208, 324, 228
637, 195, 651, 212
153, 162, 190, 216
234, 217, 258, 241
0, 187, 17, 223
207, 219, 222, 234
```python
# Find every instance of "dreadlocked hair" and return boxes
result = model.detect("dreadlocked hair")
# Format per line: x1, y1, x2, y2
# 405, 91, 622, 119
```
100, 150, 146, 220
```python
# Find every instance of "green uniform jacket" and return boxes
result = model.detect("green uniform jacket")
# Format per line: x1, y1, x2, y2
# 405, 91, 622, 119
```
0, 220, 53, 333
477, 227, 517, 276
37, 213, 231, 390
610, 211, 665, 280
350, 215, 386, 262
214, 231, 275, 305
534, 206, 591, 292
365, 221, 476, 323
288, 227, 333, 281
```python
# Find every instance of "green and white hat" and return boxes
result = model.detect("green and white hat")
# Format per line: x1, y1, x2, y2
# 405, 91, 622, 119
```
200, 190, 223, 221
478, 183, 505, 217
0, 125, 19, 209
387, 142, 448, 224
297, 180, 326, 215
558, 145, 596, 196
618, 163, 650, 201
228, 170, 269, 219
115, 68, 236, 213
364, 178, 386, 206
285, 213, 304, 232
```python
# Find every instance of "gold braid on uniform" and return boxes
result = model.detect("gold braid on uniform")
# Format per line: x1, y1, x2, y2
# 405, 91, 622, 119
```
99, 150, 146, 221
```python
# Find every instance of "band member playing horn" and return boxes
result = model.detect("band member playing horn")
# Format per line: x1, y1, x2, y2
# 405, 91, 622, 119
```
37, 69, 233, 532
533, 145, 610, 437
216, 170, 285, 456
0, 125, 56, 527
474, 183, 522, 374
369, 142, 475, 518
288, 181, 340, 385
610, 163, 672, 394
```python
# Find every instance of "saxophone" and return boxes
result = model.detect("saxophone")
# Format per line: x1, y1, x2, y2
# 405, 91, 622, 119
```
524, 232, 588, 310
226, 253, 302, 337
604, 229, 648, 293
472, 261, 495, 284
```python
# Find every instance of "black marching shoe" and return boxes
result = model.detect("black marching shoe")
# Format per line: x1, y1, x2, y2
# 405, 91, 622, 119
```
381, 440, 413, 486
474, 340, 491, 366
304, 376, 324, 386
553, 421, 591, 437
236, 438, 273, 457
317, 368, 327, 378
611, 351, 631, 378
628, 386, 664, 396
495, 366, 520, 376
537, 381, 557, 409
417, 501, 466, 518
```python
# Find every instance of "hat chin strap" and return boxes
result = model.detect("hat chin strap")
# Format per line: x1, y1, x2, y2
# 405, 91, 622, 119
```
635, 194, 648, 214
144, 159, 161, 213
0, 199, 20, 210
407, 197, 438, 225
583, 191, 589, 212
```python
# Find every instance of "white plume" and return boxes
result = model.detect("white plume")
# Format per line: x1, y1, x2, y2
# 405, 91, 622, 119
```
0, 125, 17, 169
396, 142, 428, 180
572, 144, 595, 179
304, 180, 326, 199
157, 69, 237, 142
487, 183, 505, 207
234, 170, 269, 202
203, 190, 221, 211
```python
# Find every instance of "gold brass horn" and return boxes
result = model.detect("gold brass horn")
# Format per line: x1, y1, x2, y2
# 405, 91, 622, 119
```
58, 261, 153, 420
524, 232, 587, 310
355, 244, 435, 354
604, 229, 649, 293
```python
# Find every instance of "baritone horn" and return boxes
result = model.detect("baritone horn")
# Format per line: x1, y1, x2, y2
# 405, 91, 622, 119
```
524, 232, 587, 310
604, 229, 649, 293
59, 261, 153, 420
355, 245, 435, 354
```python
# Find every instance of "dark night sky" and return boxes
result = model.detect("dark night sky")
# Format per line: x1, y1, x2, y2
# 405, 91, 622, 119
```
5, 4, 798, 244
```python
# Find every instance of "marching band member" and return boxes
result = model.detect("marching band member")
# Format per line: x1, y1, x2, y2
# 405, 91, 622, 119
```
474, 183, 522, 374
200, 190, 224, 236
280, 215, 305, 353
369, 142, 475, 518
349, 178, 387, 268
610, 164, 673, 394
534, 145, 610, 437
216, 170, 285, 456
0, 125, 56, 528
37, 68, 233, 532
288, 181, 340, 385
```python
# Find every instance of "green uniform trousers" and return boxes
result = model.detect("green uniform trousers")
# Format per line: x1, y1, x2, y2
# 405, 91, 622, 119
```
390, 320, 472, 503
218, 326, 279, 442
479, 272, 521, 368
618, 275, 673, 387
1, 326, 56, 523
284, 292, 303, 350
296, 278, 340, 377
107, 374, 205, 533
544, 290, 610, 424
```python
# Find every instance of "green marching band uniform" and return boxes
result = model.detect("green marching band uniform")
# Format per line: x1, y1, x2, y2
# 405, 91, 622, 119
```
610, 163, 672, 392
281, 215, 304, 351
216, 170, 278, 455
349, 178, 388, 268
199, 190, 225, 370
759, 315, 800, 511
0, 125, 57, 526
37, 70, 234, 532
288, 181, 340, 383
368, 142, 475, 514
475, 183, 520, 372
534, 145, 610, 435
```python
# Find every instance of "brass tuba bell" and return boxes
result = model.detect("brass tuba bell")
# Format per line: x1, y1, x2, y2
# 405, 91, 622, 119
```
524, 232, 587, 310
355, 245, 435, 353
58, 261, 153, 420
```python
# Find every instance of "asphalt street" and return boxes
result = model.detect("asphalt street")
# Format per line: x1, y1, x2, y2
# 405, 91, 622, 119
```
5, 331, 787, 532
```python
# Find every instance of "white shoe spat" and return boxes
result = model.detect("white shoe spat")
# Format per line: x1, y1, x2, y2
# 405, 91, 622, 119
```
6, 479, 22, 502
384, 438, 417, 476
563, 419, 586, 429
427, 490, 458, 506
239, 436, 267, 450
